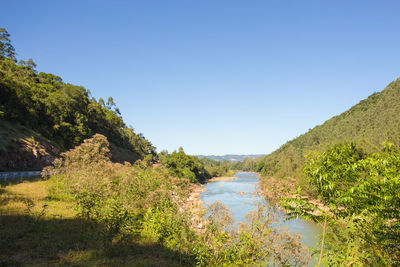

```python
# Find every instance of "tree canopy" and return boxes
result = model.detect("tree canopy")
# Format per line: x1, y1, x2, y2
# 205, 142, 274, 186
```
282, 143, 400, 265
0, 28, 16, 60
160, 148, 211, 183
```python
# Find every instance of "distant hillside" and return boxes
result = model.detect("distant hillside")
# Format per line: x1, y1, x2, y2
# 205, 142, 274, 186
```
257, 78, 400, 182
196, 154, 265, 162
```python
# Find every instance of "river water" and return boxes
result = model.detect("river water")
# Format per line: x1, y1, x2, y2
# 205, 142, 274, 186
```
200, 172, 321, 249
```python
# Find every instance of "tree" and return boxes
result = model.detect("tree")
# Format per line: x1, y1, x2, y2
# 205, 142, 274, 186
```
162, 149, 211, 183
0, 28, 16, 61
282, 143, 400, 265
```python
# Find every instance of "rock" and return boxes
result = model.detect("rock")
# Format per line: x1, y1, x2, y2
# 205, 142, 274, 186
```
0, 138, 58, 171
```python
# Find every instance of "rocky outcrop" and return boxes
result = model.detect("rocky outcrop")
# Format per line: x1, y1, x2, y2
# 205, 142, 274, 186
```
0, 137, 59, 171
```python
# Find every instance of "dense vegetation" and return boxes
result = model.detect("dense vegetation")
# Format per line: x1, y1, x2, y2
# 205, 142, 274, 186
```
282, 143, 400, 266
0, 134, 310, 266
159, 148, 211, 183
244, 78, 400, 265
200, 157, 236, 178
230, 156, 265, 172
0, 28, 155, 164
157, 148, 235, 183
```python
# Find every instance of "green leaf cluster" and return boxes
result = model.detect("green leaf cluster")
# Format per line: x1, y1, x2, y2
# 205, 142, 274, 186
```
283, 143, 400, 265
160, 148, 211, 183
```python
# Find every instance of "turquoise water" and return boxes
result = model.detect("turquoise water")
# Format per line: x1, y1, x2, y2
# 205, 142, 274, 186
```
200, 172, 321, 248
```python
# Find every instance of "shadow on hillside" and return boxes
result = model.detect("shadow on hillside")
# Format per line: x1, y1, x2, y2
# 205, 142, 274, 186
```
0, 214, 193, 266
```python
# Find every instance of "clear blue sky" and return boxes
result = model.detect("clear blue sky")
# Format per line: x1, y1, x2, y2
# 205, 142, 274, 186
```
3, 1, 400, 155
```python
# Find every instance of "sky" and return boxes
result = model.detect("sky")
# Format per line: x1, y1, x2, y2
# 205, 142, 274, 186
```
2, 1, 400, 155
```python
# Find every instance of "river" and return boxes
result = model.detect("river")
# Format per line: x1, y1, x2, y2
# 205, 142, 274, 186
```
200, 172, 321, 249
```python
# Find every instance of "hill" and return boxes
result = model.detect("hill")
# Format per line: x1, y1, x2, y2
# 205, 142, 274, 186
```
0, 28, 155, 170
256, 78, 400, 184
196, 154, 265, 162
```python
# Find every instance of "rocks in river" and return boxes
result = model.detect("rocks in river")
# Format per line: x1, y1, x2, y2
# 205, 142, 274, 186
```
237, 190, 248, 196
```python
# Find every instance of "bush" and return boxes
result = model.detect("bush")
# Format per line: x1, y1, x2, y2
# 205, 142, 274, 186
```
45, 134, 313, 266
161, 149, 210, 183
282, 143, 400, 265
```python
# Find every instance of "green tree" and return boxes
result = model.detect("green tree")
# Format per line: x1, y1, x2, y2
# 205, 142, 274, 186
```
282, 143, 400, 265
0, 28, 16, 60
162, 149, 210, 183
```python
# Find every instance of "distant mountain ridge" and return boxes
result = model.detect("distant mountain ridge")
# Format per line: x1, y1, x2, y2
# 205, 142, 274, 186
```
196, 154, 266, 162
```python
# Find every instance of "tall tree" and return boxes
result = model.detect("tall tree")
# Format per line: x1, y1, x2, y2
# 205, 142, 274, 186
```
0, 28, 16, 61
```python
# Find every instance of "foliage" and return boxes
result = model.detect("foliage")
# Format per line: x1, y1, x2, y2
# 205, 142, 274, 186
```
200, 157, 236, 178
304, 143, 364, 206
0, 28, 16, 60
45, 134, 195, 261
282, 143, 400, 265
231, 156, 266, 172
194, 204, 311, 267
204, 201, 234, 231
140, 200, 196, 254
41, 135, 312, 266
160, 148, 211, 183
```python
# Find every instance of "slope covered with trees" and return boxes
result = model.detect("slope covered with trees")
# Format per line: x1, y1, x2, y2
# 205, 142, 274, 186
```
0, 28, 155, 169
254, 78, 400, 185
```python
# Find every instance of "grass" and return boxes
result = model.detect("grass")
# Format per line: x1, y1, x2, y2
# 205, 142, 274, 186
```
0, 178, 191, 266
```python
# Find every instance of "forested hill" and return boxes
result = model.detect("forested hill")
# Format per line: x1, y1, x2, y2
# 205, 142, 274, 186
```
0, 28, 154, 170
257, 78, 400, 181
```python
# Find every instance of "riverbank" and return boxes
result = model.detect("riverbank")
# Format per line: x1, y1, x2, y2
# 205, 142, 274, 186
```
182, 183, 208, 232
259, 176, 328, 215
182, 175, 237, 232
